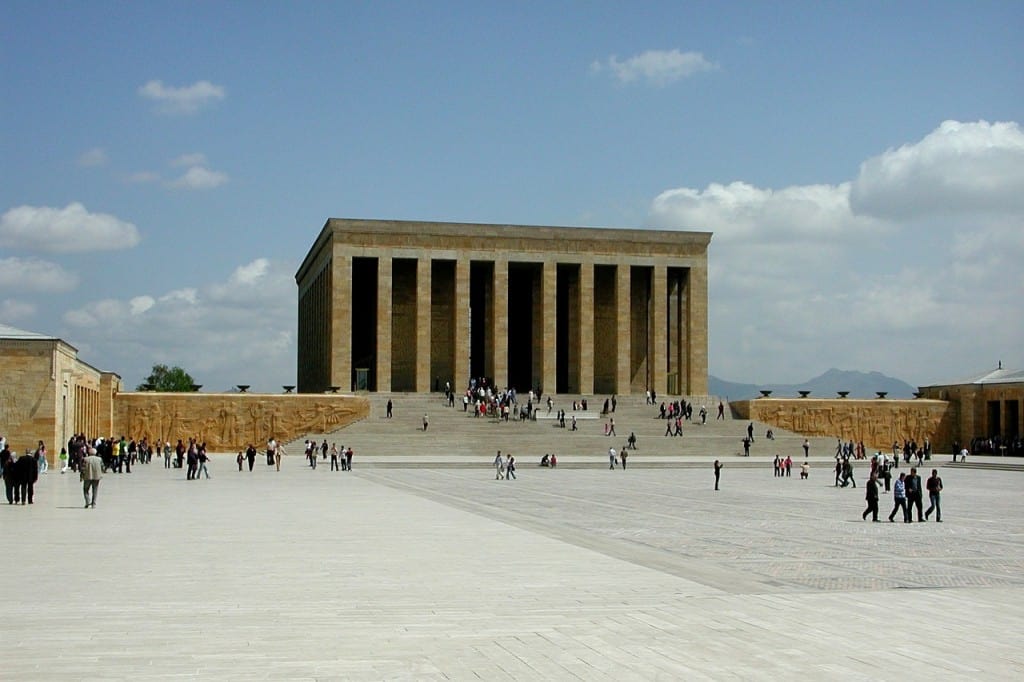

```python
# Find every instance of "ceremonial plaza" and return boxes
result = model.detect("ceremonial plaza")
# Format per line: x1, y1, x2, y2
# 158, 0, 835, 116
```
2, 219, 1023, 679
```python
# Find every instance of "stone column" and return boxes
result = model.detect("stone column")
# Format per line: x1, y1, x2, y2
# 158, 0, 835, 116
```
332, 251, 352, 391
541, 260, 557, 394
579, 262, 594, 395
651, 265, 667, 396
376, 255, 392, 392
415, 257, 432, 392
615, 264, 631, 394
686, 263, 709, 395
492, 258, 508, 389
454, 258, 470, 389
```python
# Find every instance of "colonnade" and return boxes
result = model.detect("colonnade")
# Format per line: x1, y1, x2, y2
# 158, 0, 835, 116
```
299, 248, 707, 397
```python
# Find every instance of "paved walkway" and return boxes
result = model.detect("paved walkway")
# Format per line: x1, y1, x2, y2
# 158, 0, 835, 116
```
5, 459, 1024, 680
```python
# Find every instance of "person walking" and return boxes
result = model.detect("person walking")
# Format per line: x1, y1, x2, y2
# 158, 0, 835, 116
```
862, 473, 880, 521
422, 414, 429, 432
608, 447, 617, 470
345, 446, 353, 471
386, 399, 393, 418
330, 444, 340, 471
246, 444, 257, 471
493, 451, 504, 480
888, 473, 909, 522
925, 469, 943, 522
905, 467, 924, 522
275, 444, 285, 471
620, 448, 628, 470
505, 453, 516, 480
714, 460, 722, 490
81, 448, 103, 508
197, 446, 211, 479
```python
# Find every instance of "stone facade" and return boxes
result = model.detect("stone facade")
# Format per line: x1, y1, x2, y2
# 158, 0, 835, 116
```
113, 392, 369, 452
295, 219, 713, 396
733, 398, 956, 453
0, 329, 119, 463
918, 367, 1024, 449
1, 325, 368, 464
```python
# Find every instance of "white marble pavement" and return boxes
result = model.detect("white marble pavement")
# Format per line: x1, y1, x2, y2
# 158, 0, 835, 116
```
4, 458, 1024, 680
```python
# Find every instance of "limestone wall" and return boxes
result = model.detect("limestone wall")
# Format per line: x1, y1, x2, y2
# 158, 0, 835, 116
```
732, 398, 956, 452
112, 392, 369, 452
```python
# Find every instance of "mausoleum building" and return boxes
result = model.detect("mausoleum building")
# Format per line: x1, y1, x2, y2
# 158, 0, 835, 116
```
295, 219, 713, 396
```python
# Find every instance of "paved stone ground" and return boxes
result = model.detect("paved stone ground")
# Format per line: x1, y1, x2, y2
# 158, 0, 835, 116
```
5, 458, 1024, 680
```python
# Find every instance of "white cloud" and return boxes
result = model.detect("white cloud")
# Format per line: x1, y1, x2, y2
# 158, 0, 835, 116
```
77, 147, 108, 167
647, 119, 1024, 387
171, 152, 207, 167
592, 49, 716, 86
130, 296, 155, 315
62, 259, 296, 391
850, 120, 1024, 220
0, 256, 79, 293
650, 181, 886, 244
0, 203, 140, 253
0, 299, 36, 321
170, 166, 229, 190
138, 79, 225, 114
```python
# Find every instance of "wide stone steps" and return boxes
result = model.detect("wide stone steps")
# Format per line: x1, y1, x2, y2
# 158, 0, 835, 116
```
285, 393, 840, 464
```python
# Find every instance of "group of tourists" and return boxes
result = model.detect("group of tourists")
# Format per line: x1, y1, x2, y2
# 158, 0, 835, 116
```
863, 466, 944, 523
1, 436, 43, 505
892, 438, 932, 465
297, 439, 354, 471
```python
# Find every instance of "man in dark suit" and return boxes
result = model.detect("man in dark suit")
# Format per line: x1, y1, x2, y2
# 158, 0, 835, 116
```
905, 467, 924, 522
14, 450, 38, 504
862, 473, 880, 522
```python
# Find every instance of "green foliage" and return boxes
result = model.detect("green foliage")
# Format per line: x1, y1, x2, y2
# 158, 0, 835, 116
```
137, 364, 196, 392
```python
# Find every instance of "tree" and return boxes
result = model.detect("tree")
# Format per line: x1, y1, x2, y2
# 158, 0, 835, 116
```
137, 364, 196, 392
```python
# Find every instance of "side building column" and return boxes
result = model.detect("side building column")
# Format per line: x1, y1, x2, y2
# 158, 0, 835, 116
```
686, 263, 709, 396
332, 251, 352, 391
454, 258, 470, 390
615, 263, 631, 394
579, 261, 594, 395
541, 260, 557, 395
376, 255, 392, 392
651, 265, 667, 397
415, 257, 432, 392
492, 258, 508, 389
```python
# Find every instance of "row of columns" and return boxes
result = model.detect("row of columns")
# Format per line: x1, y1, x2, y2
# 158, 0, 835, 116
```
326, 252, 704, 396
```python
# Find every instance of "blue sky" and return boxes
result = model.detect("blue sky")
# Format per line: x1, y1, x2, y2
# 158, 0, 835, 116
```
2, 1, 1022, 392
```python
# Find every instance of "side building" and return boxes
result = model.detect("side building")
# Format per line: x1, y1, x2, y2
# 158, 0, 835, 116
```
0, 323, 120, 459
295, 219, 712, 396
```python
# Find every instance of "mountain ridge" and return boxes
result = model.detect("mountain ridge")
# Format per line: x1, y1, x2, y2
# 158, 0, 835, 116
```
709, 368, 916, 401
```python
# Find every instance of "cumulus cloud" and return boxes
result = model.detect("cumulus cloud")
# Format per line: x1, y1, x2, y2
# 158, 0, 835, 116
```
0, 257, 79, 293
651, 181, 886, 243
170, 166, 229, 190
850, 120, 1024, 220
138, 79, 225, 114
646, 119, 1024, 386
77, 147, 108, 167
0, 299, 36, 321
592, 49, 716, 86
62, 258, 296, 391
0, 203, 140, 253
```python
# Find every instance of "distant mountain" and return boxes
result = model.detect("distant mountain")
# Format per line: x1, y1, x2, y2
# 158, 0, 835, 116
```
709, 369, 917, 400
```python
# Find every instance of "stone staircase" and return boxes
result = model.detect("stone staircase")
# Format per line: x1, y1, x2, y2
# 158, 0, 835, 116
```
284, 392, 839, 467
